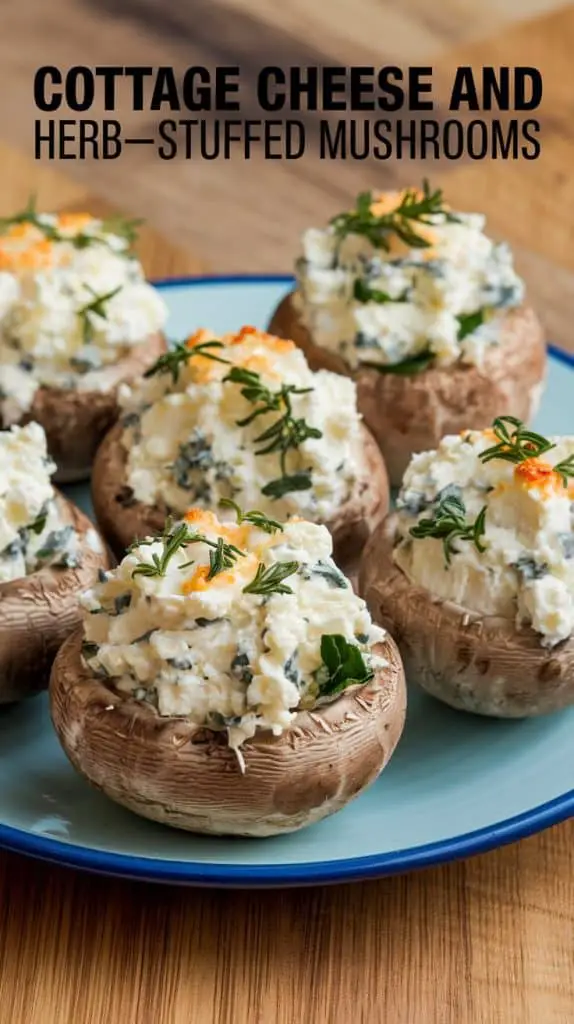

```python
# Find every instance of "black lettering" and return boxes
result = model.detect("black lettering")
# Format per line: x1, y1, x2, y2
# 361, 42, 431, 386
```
409, 67, 433, 110
124, 67, 153, 111
521, 119, 541, 159
373, 119, 392, 159
492, 119, 518, 159
482, 67, 509, 111
102, 120, 122, 158
349, 68, 375, 111
157, 118, 178, 159
286, 121, 305, 158
34, 67, 61, 112
151, 67, 180, 111
395, 118, 418, 158
289, 67, 318, 111
216, 67, 240, 111
78, 119, 99, 158
94, 67, 123, 111
243, 120, 261, 158
258, 67, 285, 112
65, 67, 94, 112
182, 67, 211, 111
320, 119, 346, 158
467, 119, 489, 159
377, 67, 404, 112
449, 67, 480, 111
59, 119, 77, 158
34, 119, 56, 158
322, 67, 347, 111
420, 119, 440, 158
263, 120, 282, 158
349, 119, 369, 159
515, 68, 542, 110
442, 118, 465, 158
223, 120, 242, 159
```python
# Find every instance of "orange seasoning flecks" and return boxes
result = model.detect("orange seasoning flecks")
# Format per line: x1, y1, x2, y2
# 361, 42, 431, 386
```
57, 212, 94, 234
514, 457, 562, 497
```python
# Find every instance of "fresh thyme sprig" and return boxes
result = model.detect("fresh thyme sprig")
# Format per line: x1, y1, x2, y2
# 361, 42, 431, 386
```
331, 180, 457, 251
223, 366, 322, 500
144, 339, 230, 383
28, 509, 47, 535
243, 561, 299, 595
77, 285, 122, 343
410, 493, 487, 566
131, 521, 195, 578
478, 416, 556, 465
0, 196, 142, 249
219, 498, 283, 535
130, 519, 244, 580
554, 454, 574, 488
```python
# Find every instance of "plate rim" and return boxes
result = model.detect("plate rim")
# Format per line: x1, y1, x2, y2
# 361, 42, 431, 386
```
1, 273, 572, 886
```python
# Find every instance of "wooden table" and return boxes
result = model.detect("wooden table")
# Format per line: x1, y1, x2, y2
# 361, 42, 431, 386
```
1, 3, 574, 1018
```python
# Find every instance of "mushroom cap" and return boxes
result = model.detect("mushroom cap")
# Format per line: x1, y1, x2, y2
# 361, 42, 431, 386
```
3, 333, 167, 483
268, 293, 547, 487
359, 513, 574, 718
0, 495, 110, 703
49, 632, 406, 837
91, 421, 389, 579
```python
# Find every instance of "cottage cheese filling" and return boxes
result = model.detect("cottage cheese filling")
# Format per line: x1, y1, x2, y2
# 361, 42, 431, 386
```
0, 211, 167, 423
394, 428, 574, 646
295, 187, 525, 371
0, 422, 81, 582
81, 509, 387, 757
119, 326, 363, 522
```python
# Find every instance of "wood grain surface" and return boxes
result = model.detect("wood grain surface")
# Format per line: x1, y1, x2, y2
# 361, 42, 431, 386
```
0, 3, 574, 1022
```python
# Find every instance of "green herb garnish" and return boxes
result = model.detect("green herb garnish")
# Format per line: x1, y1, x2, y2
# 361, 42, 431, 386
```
28, 510, 47, 535
315, 634, 373, 698
362, 350, 434, 376
224, 366, 322, 500
331, 180, 456, 251
243, 561, 299, 596
77, 285, 122, 343
478, 417, 556, 466
219, 498, 283, 535
554, 454, 574, 488
130, 519, 244, 580
144, 339, 230, 383
0, 198, 142, 249
457, 309, 485, 340
410, 493, 487, 566
354, 279, 397, 304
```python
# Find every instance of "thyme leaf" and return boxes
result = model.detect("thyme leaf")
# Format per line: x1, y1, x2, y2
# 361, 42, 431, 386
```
362, 350, 434, 376
478, 417, 556, 465
144, 339, 230, 383
554, 454, 574, 488
219, 498, 283, 534
223, 366, 321, 499
331, 180, 457, 251
243, 561, 299, 596
410, 493, 487, 566
77, 285, 122, 344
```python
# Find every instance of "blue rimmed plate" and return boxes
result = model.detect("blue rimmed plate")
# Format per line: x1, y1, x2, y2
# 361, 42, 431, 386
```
1, 275, 573, 887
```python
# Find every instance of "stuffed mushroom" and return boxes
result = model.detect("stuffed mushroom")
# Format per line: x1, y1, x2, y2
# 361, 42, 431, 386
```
50, 507, 406, 837
0, 422, 109, 702
268, 183, 546, 485
0, 203, 167, 481
359, 417, 574, 717
91, 325, 389, 577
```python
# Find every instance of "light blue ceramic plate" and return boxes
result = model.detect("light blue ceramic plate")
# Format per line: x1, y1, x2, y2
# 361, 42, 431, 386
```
1, 275, 573, 887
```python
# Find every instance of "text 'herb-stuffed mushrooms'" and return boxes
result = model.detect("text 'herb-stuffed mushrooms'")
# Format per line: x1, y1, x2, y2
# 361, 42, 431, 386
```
92, 325, 389, 576
359, 417, 574, 717
50, 507, 406, 837
269, 183, 546, 485
0, 422, 109, 702
0, 201, 168, 480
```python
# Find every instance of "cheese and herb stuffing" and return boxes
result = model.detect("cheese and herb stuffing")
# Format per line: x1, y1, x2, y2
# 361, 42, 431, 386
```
118, 325, 363, 521
394, 417, 574, 647
0, 422, 85, 582
0, 198, 167, 423
295, 181, 525, 373
80, 506, 387, 764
